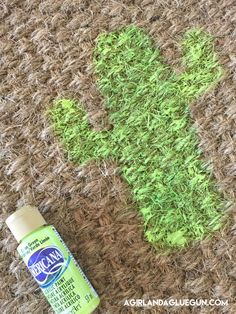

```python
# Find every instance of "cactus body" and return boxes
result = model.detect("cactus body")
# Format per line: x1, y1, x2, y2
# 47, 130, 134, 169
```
50, 26, 225, 249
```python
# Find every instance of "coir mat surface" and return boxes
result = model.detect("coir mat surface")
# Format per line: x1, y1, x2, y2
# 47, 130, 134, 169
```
1, 0, 236, 313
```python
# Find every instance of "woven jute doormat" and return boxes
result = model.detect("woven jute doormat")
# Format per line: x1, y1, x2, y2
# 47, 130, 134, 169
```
1, 1, 236, 313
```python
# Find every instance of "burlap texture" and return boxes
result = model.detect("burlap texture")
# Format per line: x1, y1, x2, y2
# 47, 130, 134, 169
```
1, 1, 236, 313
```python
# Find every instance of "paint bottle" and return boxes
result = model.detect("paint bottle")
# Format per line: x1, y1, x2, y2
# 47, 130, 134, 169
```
6, 205, 100, 314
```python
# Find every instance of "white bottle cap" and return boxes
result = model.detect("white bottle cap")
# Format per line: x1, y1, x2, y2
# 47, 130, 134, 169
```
6, 205, 46, 242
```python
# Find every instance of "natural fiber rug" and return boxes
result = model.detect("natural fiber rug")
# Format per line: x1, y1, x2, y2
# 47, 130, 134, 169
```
1, 0, 236, 313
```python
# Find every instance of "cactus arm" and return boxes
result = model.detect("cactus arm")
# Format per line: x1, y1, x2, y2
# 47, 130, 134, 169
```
49, 99, 113, 164
175, 29, 223, 101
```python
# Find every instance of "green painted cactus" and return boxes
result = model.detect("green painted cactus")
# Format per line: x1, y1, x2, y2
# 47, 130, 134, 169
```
49, 26, 225, 249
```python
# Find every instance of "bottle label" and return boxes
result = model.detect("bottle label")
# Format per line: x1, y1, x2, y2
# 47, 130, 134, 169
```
27, 245, 70, 288
18, 225, 100, 314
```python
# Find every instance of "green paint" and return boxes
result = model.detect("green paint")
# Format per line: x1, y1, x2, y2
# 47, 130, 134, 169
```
49, 26, 225, 249
18, 225, 100, 313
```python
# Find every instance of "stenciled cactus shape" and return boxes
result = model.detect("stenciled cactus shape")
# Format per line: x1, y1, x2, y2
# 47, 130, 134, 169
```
49, 26, 226, 249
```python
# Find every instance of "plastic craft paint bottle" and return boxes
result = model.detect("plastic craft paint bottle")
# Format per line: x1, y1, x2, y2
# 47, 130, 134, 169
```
6, 206, 100, 314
